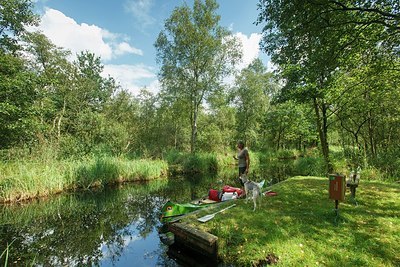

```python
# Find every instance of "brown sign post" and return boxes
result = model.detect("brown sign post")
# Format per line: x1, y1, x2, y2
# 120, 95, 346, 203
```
328, 174, 346, 220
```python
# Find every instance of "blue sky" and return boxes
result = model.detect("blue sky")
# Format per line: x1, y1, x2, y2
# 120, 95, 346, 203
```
32, 0, 270, 95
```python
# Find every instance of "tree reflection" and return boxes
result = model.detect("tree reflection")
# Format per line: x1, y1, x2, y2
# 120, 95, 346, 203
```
0, 175, 225, 266
0, 179, 180, 266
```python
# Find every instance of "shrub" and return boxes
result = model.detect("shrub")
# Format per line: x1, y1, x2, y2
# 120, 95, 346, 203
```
294, 156, 325, 176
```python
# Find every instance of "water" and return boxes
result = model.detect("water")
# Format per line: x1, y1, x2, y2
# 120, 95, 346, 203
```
0, 161, 293, 266
0, 175, 224, 267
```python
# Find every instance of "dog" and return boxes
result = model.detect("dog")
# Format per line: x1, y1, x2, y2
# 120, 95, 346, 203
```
239, 174, 262, 211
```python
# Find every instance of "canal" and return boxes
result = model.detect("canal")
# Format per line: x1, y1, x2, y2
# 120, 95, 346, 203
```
0, 160, 293, 266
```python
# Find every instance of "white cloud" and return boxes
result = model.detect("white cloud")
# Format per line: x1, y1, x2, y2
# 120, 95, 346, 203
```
266, 60, 278, 72
115, 42, 143, 56
221, 32, 267, 86
31, 8, 157, 96
103, 64, 157, 95
146, 79, 161, 94
124, 0, 156, 28
234, 32, 262, 70
36, 8, 143, 61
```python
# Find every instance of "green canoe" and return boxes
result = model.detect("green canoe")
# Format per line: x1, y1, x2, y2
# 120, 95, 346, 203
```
160, 199, 215, 223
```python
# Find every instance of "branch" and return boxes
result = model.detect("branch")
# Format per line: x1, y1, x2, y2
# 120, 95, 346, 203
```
327, 0, 400, 31
328, 0, 400, 20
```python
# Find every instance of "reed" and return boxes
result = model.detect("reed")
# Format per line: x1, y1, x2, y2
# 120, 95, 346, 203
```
0, 239, 15, 267
0, 156, 168, 203
164, 151, 218, 174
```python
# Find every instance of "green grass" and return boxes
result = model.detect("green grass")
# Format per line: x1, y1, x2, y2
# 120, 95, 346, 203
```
182, 176, 400, 266
165, 151, 219, 174
0, 156, 168, 203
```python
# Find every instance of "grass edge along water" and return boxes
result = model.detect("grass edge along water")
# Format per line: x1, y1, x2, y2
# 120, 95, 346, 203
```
179, 176, 400, 266
0, 156, 168, 203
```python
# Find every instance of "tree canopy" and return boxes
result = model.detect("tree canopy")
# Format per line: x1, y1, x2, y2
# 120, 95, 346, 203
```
155, 0, 242, 153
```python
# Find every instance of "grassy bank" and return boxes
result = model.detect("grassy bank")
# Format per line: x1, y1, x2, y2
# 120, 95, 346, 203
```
182, 176, 400, 266
0, 156, 168, 203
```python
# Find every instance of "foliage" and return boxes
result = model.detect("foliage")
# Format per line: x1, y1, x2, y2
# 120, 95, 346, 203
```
294, 156, 326, 176
0, 0, 399, 188
230, 58, 273, 149
264, 101, 316, 150
163, 150, 218, 174
0, 0, 38, 52
155, 0, 242, 153
256, 0, 400, 173
0, 52, 38, 148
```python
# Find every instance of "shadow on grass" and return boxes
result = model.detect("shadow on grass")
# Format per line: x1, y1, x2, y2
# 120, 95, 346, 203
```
191, 176, 400, 266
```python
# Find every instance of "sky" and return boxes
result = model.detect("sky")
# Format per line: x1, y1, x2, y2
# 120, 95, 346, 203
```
32, 0, 270, 95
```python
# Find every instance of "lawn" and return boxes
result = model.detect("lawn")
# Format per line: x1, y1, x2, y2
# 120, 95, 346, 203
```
183, 176, 400, 266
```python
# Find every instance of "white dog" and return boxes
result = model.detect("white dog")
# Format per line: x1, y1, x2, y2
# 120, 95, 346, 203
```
239, 174, 263, 211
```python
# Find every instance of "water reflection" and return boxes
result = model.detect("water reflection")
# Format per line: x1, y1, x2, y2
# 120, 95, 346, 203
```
0, 179, 186, 266
0, 161, 293, 266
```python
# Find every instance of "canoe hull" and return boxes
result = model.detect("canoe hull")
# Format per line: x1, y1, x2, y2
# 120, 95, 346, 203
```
160, 200, 212, 222
160, 184, 245, 222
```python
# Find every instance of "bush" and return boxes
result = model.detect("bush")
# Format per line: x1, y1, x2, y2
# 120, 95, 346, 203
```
359, 166, 386, 181
182, 153, 218, 174
163, 151, 218, 174
294, 156, 325, 176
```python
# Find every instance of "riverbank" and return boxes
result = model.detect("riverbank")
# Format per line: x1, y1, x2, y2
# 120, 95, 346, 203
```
0, 156, 168, 203
179, 176, 400, 266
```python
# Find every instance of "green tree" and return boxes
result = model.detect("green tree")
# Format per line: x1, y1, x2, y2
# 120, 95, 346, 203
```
265, 101, 316, 151
104, 89, 141, 155
0, 0, 38, 52
256, 0, 399, 172
22, 31, 74, 141
135, 88, 159, 156
155, 0, 242, 153
231, 58, 272, 149
198, 87, 236, 152
0, 52, 37, 148
74, 51, 116, 112
0, 0, 39, 148
156, 90, 190, 152
331, 55, 400, 168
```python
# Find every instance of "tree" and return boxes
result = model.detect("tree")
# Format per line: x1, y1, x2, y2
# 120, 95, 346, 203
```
0, 0, 38, 52
74, 51, 116, 112
22, 31, 74, 141
0, 0, 39, 148
264, 101, 316, 150
256, 0, 399, 172
198, 87, 236, 152
104, 89, 141, 155
155, 0, 242, 153
0, 52, 37, 148
231, 58, 272, 148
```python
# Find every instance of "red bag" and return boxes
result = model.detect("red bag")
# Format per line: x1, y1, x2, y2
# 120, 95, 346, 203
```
208, 189, 222, 201
222, 186, 243, 197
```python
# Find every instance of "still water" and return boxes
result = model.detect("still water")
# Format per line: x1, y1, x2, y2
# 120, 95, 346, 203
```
0, 161, 292, 266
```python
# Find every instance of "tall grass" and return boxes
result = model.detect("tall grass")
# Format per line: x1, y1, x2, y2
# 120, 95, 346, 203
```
0, 156, 168, 203
0, 239, 15, 267
164, 150, 218, 174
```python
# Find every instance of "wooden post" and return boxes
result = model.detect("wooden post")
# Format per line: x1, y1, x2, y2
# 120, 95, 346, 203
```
168, 223, 218, 260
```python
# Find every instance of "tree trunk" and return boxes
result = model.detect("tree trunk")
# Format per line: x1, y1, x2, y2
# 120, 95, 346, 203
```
191, 105, 198, 154
57, 98, 66, 140
313, 97, 332, 173
368, 110, 376, 158
276, 128, 281, 150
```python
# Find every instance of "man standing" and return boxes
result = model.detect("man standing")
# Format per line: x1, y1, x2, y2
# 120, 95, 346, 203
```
233, 140, 250, 186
